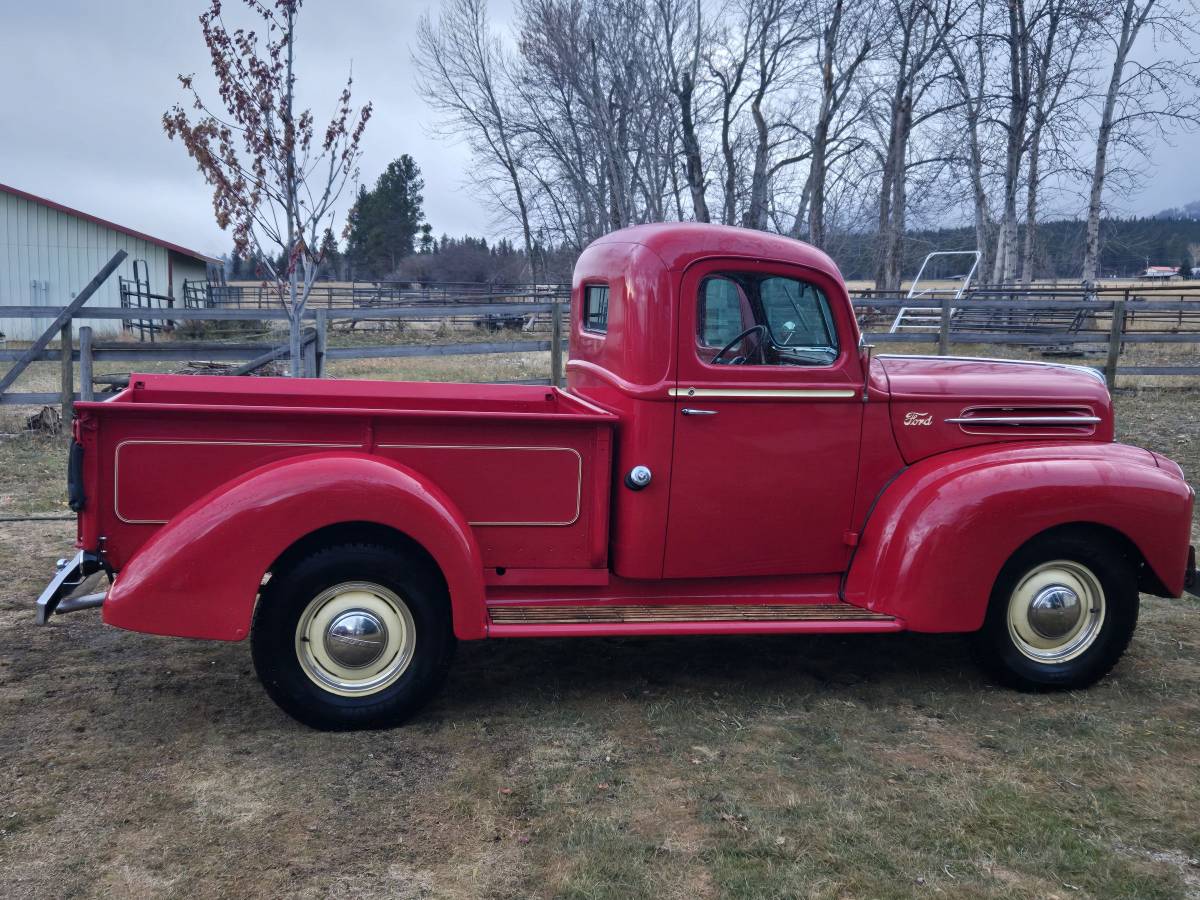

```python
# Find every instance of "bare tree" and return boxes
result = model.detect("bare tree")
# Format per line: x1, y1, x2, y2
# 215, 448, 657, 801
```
945, 0, 998, 279
415, 0, 538, 274
164, 0, 370, 375
1081, 0, 1200, 284
1020, 0, 1093, 283
742, 0, 809, 229
802, 0, 875, 247
990, 0, 1033, 283
652, 0, 712, 221
873, 0, 963, 292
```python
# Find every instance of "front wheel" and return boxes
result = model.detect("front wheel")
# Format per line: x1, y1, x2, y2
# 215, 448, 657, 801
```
974, 531, 1139, 690
251, 543, 455, 730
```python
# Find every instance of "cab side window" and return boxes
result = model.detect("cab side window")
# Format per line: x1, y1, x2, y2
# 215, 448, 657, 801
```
583, 284, 610, 334
698, 277, 747, 348
696, 272, 839, 367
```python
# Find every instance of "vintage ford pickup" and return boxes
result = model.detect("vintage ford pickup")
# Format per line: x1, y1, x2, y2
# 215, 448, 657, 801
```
38, 223, 1197, 729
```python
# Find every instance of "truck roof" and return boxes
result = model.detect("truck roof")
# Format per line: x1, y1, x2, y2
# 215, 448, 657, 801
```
590, 222, 843, 279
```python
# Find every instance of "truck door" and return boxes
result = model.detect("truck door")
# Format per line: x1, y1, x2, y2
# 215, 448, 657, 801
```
663, 259, 864, 578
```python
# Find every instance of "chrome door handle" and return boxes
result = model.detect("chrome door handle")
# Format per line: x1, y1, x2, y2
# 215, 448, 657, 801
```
680, 408, 718, 416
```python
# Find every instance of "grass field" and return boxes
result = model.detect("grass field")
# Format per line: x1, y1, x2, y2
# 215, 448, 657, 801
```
0, 360, 1199, 898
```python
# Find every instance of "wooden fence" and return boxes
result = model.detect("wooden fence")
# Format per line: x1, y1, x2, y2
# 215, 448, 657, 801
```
3, 278, 1199, 422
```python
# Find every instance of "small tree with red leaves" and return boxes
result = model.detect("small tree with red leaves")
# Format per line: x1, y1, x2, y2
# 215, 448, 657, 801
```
164, 0, 371, 375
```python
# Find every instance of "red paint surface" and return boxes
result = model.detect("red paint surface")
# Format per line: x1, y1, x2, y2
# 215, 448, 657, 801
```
67, 222, 1194, 645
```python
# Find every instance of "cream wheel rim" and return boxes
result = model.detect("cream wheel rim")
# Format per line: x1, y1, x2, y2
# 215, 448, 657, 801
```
295, 581, 416, 696
1006, 560, 1106, 664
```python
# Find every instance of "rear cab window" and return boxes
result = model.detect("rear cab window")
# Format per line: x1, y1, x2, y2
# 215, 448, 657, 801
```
583, 284, 610, 334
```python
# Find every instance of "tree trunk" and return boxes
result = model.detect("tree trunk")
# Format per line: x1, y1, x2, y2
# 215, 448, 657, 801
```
808, 117, 830, 247
742, 96, 770, 230
1083, 1, 1141, 285
678, 71, 710, 222
288, 265, 302, 377
1021, 135, 1042, 285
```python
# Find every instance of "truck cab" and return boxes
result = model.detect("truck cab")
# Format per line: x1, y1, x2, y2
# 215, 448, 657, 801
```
38, 223, 1197, 730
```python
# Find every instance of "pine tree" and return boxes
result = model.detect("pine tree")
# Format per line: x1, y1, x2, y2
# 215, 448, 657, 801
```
318, 228, 343, 281
344, 155, 427, 278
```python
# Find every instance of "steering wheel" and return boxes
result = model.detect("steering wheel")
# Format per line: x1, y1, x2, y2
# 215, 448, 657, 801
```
712, 324, 769, 365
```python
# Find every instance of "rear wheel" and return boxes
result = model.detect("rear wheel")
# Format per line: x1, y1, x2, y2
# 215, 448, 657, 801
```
975, 531, 1138, 690
251, 543, 454, 730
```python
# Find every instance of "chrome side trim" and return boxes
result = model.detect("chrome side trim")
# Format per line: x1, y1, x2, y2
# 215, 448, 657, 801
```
669, 387, 858, 399
114, 439, 364, 525
488, 603, 895, 625
945, 416, 1101, 426
377, 443, 583, 527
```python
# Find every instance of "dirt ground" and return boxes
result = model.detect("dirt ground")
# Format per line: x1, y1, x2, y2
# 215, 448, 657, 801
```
1, 387, 1199, 899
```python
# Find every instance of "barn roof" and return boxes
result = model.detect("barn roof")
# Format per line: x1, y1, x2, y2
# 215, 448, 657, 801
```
0, 181, 220, 265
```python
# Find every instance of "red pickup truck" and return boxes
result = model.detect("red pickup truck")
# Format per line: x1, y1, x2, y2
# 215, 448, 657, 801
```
38, 223, 1197, 730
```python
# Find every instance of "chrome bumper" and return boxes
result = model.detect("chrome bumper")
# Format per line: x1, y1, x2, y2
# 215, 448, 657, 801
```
36, 550, 106, 625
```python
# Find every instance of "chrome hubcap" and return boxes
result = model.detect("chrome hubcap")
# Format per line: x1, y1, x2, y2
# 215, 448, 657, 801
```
1027, 586, 1082, 639
295, 581, 416, 697
323, 610, 389, 668
1007, 560, 1106, 664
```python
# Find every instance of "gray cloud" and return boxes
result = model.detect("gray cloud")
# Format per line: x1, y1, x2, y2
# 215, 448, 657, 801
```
1, 0, 1194, 261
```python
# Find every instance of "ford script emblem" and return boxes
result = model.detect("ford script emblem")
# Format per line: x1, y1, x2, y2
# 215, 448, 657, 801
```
904, 411, 933, 426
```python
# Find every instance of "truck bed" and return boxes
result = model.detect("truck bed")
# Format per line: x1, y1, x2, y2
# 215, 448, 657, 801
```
74, 374, 616, 577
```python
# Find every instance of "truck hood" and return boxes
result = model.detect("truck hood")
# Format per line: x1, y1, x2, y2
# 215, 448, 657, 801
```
877, 355, 1114, 464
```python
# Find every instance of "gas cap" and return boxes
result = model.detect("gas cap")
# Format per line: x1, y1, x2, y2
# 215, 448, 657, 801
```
624, 465, 652, 491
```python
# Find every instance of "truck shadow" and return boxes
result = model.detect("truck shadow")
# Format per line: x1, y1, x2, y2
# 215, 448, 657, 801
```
444, 631, 985, 710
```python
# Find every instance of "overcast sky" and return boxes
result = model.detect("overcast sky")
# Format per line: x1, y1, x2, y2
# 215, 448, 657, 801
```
1, 0, 1196, 258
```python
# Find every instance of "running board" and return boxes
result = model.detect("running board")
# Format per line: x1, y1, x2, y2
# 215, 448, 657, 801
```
489, 603, 893, 624
486, 603, 900, 637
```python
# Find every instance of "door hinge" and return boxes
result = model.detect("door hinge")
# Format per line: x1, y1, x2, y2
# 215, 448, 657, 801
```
842, 531, 860, 547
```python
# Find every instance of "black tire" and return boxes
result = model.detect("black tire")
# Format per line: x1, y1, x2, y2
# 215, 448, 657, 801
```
251, 542, 455, 730
974, 530, 1139, 691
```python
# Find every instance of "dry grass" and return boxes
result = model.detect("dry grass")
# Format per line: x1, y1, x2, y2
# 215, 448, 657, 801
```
0, 370, 1198, 899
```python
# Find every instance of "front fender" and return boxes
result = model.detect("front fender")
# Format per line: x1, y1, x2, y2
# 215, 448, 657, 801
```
844, 442, 1194, 632
103, 453, 486, 641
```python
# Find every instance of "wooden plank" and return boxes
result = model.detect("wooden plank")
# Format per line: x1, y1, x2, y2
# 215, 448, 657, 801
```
0, 392, 74, 406
225, 341, 292, 376
938, 297, 950, 356
59, 321, 73, 422
325, 340, 552, 360
1115, 366, 1200, 375
315, 308, 328, 378
0, 302, 555, 321
0, 250, 127, 394
0, 305, 288, 321
79, 326, 94, 402
550, 301, 564, 386
1105, 299, 1126, 389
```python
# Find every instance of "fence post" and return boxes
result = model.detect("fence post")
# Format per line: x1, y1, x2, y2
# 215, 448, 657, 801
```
939, 296, 951, 356
550, 300, 564, 387
1105, 299, 1126, 390
302, 328, 318, 378
60, 320, 74, 422
315, 308, 328, 378
79, 326, 94, 402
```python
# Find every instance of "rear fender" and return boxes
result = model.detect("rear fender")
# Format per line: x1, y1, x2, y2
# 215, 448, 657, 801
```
103, 453, 486, 641
844, 442, 1194, 632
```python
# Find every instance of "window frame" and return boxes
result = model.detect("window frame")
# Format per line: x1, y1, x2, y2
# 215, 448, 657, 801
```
581, 282, 611, 335
693, 269, 841, 369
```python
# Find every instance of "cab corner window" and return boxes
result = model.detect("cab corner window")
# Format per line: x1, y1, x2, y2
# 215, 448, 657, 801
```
583, 284, 610, 334
697, 272, 838, 367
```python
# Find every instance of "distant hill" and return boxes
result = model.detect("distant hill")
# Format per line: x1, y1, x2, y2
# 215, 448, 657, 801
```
825, 215, 1200, 282
1154, 200, 1200, 220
